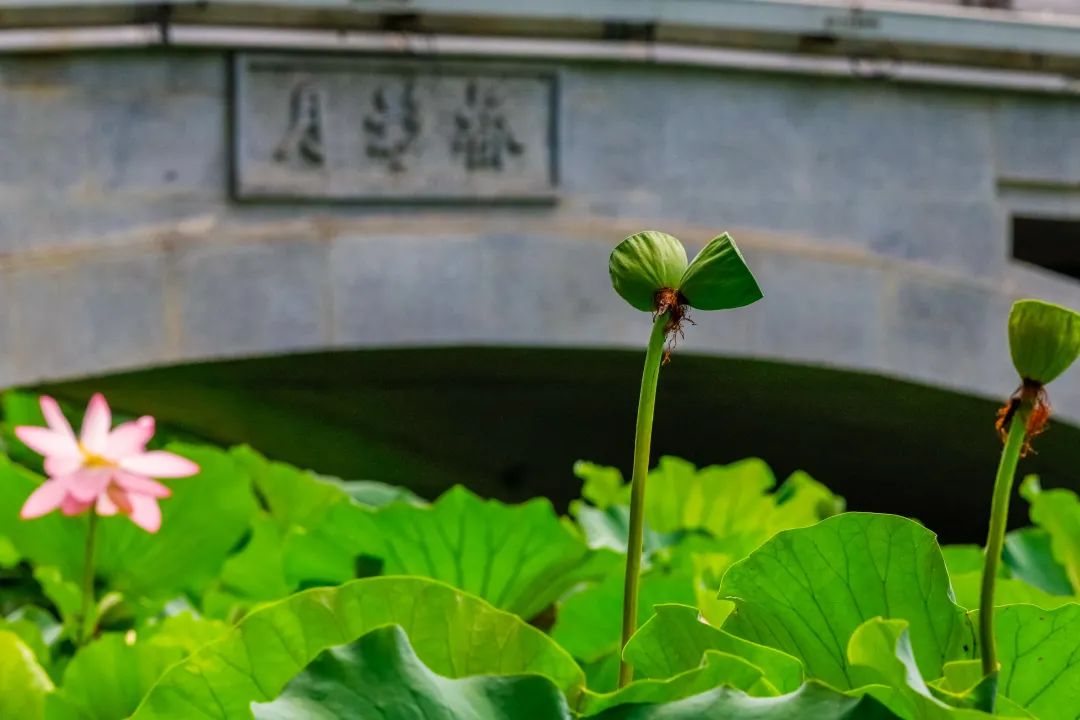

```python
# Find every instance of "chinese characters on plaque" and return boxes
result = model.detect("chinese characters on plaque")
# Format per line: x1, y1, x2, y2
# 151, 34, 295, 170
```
452, 80, 525, 172
363, 80, 421, 173
234, 55, 557, 200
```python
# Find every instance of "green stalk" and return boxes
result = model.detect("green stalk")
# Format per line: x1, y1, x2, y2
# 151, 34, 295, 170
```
619, 313, 669, 688
978, 412, 1027, 707
78, 511, 99, 646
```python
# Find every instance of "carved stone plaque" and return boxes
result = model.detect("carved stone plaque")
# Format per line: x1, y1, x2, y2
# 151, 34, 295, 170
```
233, 54, 557, 201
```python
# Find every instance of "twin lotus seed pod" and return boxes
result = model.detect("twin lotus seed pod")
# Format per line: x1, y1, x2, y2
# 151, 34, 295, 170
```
609, 232, 1080, 403
609, 230, 763, 313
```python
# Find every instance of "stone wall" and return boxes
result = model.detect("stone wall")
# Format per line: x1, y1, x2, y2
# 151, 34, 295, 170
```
2, 51, 1080, 416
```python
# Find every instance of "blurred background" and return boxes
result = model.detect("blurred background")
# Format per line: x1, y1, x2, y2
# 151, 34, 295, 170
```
0, 0, 1078, 541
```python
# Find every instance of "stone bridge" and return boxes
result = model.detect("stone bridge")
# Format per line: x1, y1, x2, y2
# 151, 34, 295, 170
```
0, 0, 1078, 537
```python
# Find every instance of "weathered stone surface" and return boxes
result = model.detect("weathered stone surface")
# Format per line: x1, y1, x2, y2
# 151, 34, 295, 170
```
481, 234, 637, 346
994, 95, 1080, 185
1, 49, 1079, 420
331, 234, 495, 346
560, 68, 1004, 274
749, 253, 887, 371
6, 251, 170, 383
882, 276, 1008, 392
173, 238, 332, 360
0, 54, 226, 255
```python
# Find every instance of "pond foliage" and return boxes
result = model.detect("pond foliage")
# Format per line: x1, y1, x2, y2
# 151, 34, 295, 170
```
1, 397, 1080, 718
2, 231, 1080, 718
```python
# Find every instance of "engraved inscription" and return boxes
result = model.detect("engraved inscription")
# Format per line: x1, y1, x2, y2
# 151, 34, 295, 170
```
823, 8, 880, 31
452, 80, 524, 172
234, 55, 557, 201
362, 80, 421, 173
273, 80, 326, 168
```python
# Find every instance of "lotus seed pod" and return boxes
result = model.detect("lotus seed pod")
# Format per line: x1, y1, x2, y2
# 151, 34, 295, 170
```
1008, 299, 1080, 385
609, 231, 688, 312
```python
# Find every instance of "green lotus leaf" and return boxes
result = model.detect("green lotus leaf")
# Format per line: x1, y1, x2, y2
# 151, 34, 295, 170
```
646, 457, 775, 539
573, 458, 841, 561
948, 571, 1074, 611
0, 456, 85, 581
338, 480, 424, 508
646, 457, 840, 557
941, 545, 986, 577
1008, 299, 1080, 384
720, 513, 974, 689
588, 682, 896, 720
231, 447, 374, 591
0, 446, 256, 605
47, 614, 229, 720
0, 614, 53, 674
582, 655, 623, 696
96, 444, 258, 603
32, 566, 81, 640
578, 650, 774, 717
0, 630, 52, 720
131, 577, 584, 719
609, 231, 688, 312
622, 604, 802, 693
0, 535, 19, 567
678, 233, 763, 311
930, 660, 1033, 717
676, 543, 737, 628
992, 603, 1080, 719
942, 540, 1064, 611
356, 485, 618, 621
551, 568, 696, 669
570, 501, 675, 555
1020, 476, 1080, 594
575, 461, 631, 511
771, 470, 846, 529
252, 625, 571, 720
847, 618, 997, 720
201, 515, 294, 619
1004, 527, 1074, 596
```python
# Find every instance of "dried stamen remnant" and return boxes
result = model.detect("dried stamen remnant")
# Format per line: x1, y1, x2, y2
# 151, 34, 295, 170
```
653, 288, 694, 364
996, 379, 1051, 456
653, 287, 680, 317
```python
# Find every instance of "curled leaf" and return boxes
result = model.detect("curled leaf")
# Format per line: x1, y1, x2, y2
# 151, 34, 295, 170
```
0, 630, 52, 720
252, 626, 570, 720
679, 234, 763, 311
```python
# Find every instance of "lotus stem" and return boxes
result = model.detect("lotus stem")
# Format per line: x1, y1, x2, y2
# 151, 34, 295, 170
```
619, 313, 669, 688
978, 410, 1027, 707
78, 511, 99, 646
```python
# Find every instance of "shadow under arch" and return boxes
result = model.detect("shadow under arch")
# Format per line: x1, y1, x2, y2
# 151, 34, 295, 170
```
28, 346, 1080, 544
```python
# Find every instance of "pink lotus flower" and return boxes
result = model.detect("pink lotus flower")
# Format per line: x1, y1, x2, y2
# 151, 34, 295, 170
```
14, 394, 198, 533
